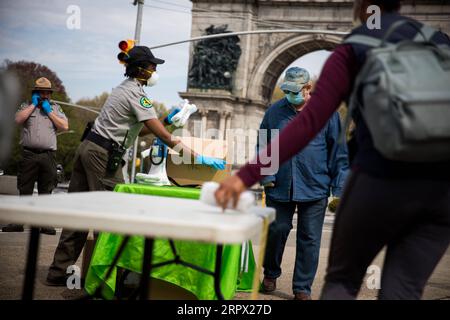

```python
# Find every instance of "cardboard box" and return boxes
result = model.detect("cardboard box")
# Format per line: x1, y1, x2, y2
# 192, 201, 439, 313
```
166, 137, 231, 187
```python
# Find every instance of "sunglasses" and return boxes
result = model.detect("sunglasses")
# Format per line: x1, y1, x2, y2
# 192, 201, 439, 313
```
283, 90, 300, 95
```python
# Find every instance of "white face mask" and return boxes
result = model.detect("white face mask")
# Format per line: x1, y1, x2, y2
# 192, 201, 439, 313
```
146, 71, 159, 87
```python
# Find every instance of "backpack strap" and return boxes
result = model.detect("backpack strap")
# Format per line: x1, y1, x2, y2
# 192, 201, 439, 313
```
338, 56, 379, 144
344, 21, 438, 48
343, 34, 383, 48
413, 24, 437, 42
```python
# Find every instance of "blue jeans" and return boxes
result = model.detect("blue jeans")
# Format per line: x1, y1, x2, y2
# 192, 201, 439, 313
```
264, 197, 328, 295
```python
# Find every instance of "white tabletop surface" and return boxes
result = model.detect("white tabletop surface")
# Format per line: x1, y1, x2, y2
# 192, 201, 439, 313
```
0, 192, 275, 244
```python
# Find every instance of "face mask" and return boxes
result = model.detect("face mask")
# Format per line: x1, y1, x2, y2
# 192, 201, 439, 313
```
137, 67, 159, 86
146, 71, 159, 87
285, 92, 304, 106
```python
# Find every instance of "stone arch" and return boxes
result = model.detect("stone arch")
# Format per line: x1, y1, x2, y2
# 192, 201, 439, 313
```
247, 34, 344, 104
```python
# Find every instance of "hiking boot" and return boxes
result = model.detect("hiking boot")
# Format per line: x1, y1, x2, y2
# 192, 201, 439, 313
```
294, 292, 312, 300
2, 224, 24, 232
261, 277, 276, 293
45, 275, 67, 287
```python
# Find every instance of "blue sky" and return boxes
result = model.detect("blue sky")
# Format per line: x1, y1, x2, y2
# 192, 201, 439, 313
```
0, 0, 329, 108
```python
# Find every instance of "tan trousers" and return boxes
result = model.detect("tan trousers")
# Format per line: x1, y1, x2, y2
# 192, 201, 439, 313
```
47, 140, 124, 281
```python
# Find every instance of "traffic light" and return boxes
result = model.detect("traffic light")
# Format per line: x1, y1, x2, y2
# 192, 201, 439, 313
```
117, 39, 135, 64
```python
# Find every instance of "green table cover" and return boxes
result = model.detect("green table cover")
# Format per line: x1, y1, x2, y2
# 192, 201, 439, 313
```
84, 184, 256, 300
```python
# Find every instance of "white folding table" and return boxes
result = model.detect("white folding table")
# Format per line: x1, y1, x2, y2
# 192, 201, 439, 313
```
0, 191, 275, 300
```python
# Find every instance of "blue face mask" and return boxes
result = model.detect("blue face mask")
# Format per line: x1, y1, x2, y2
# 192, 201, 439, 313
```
285, 92, 304, 106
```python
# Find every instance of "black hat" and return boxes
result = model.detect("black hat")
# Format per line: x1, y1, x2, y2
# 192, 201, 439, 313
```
127, 46, 165, 65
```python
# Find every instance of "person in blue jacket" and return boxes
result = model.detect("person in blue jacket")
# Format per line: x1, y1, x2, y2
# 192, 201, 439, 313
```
259, 67, 349, 300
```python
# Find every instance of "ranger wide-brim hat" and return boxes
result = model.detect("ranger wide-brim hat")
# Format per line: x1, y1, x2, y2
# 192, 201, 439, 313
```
280, 67, 310, 93
32, 77, 54, 92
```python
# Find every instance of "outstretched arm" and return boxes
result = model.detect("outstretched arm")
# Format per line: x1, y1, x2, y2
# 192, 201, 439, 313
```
142, 118, 198, 159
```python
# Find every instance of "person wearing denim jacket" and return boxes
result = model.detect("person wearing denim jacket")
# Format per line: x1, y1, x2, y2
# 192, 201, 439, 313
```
258, 67, 349, 300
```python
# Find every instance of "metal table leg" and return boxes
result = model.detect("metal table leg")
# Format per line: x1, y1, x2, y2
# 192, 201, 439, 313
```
139, 238, 154, 300
89, 236, 130, 299
22, 227, 40, 300
113, 238, 226, 300
214, 244, 224, 300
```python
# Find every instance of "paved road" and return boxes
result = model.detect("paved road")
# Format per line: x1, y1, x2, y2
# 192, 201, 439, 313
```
1, 214, 449, 300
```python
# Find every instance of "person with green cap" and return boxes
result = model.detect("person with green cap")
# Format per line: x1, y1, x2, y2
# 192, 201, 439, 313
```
257, 67, 349, 300
46, 45, 225, 286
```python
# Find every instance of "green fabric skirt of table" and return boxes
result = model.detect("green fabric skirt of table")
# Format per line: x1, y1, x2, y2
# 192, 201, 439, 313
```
84, 183, 257, 300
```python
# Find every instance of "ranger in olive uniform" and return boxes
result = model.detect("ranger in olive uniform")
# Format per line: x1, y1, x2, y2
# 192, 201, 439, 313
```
2, 77, 69, 234
46, 46, 225, 285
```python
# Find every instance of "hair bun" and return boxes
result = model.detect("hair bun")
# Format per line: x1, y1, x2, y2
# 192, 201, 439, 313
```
117, 52, 130, 64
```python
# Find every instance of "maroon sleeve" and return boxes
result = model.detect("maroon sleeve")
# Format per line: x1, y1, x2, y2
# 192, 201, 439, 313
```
237, 44, 359, 187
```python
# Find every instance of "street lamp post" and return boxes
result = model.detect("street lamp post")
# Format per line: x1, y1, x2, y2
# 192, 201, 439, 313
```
129, 0, 145, 184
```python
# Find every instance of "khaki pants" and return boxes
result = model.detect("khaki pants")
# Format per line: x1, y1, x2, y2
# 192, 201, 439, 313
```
47, 140, 124, 281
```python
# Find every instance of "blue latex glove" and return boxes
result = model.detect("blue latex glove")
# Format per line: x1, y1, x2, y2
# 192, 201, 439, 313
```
31, 93, 40, 107
41, 99, 52, 114
195, 155, 226, 170
164, 107, 181, 125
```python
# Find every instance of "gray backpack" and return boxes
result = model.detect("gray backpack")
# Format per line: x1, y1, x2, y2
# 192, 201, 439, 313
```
342, 20, 450, 162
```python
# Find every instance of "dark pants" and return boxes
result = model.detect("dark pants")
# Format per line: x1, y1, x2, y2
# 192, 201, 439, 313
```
5, 148, 57, 229
47, 140, 124, 280
264, 197, 328, 295
17, 148, 57, 195
321, 170, 450, 300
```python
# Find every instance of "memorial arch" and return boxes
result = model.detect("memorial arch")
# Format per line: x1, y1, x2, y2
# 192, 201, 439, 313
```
179, 0, 450, 154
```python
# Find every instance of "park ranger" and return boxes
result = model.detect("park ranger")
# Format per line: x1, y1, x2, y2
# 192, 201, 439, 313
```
46, 45, 225, 286
2, 77, 68, 235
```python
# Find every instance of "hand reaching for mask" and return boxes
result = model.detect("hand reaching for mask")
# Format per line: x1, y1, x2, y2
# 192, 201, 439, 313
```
31, 93, 40, 107
41, 100, 52, 114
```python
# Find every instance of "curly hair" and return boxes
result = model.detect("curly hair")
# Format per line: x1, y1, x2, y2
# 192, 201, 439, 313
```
124, 61, 152, 78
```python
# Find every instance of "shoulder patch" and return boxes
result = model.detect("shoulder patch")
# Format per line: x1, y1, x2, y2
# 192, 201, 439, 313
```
139, 96, 153, 109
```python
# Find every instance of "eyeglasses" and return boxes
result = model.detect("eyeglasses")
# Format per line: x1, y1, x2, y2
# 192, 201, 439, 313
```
283, 90, 300, 95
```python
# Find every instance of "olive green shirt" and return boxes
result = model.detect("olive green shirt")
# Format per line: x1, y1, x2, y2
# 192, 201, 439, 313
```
93, 78, 158, 148
18, 102, 67, 151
